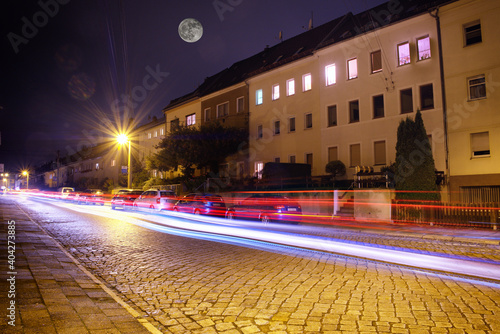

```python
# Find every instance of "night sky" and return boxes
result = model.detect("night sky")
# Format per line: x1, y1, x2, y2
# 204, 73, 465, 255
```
0, 0, 387, 172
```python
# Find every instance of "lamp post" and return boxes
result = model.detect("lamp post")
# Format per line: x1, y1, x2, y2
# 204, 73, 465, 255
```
117, 134, 131, 188
22, 171, 29, 190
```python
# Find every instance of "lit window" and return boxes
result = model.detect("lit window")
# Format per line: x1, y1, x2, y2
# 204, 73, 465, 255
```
373, 95, 384, 118
148, 132, 151, 139
400, 88, 413, 114
350, 144, 361, 167
417, 36, 431, 60
95, 163, 100, 170
272, 84, 280, 100
325, 64, 336, 86
237, 97, 244, 113
305, 113, 312, 129
217, 102, 229, 118
327, 105, 337, 127
468, 75, 486, 100
398, 42, 410, 66
470, 132, 490, 157
186, 113, 196, 126
204, 108, 211, 121
111, 159, 116, 167
257, 125, 263, 139
349, 100, 359, 123
303, 73, 312, 91
274, 120, 280, 135
420, 84, 434, 110
374, 141, 386, 165
348, 58, 358, 79
464, 21, 482, 46
287, 79, 295, 96
371, 50, 382, 73
256, 89, 263, 105
154, 131, 158, 137
255, 162, 264, 179
160, 128, 164, 136
289, 117, 295, 132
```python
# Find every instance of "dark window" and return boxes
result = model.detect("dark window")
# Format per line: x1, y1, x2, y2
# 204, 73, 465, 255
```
257, 125, 263, 139
289, 117, 296, 132
373, 95, 384, 118
468, 76, 486, 100
420, 84, 434, 110
170, 118, 179, 131
327, 105, 337, 127
305, 113, 313, 129
400, 88, 413, 114
289, 155, 296, 163
274, 120, 280, 135
371, 50, 382, 73
464, 21, 482, 46
349, 100, 359, 123
306, 153, 313, 168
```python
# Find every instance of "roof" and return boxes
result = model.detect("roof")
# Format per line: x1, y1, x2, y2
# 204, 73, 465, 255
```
163, 0, 456, 111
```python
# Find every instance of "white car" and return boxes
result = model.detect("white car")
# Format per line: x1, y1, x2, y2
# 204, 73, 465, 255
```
133, 189, 177, 211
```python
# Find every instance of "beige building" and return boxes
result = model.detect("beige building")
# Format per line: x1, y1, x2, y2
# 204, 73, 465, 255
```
440, 0, 500, 202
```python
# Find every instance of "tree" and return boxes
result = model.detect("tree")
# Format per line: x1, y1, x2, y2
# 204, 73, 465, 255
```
394, 110, 439, 201
151, 122, 248, 179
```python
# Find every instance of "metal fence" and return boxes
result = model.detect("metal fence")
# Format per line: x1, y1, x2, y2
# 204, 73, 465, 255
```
392, 201, 500, 230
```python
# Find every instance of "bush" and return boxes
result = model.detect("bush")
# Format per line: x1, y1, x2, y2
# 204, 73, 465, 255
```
325, 160, 346, 178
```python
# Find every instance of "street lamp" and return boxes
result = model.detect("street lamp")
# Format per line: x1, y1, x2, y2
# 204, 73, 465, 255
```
22, 170, 29, 190
117, 134, 132, 188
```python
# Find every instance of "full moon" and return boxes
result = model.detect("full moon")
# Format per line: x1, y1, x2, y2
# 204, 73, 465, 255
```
178, 18, 203, 43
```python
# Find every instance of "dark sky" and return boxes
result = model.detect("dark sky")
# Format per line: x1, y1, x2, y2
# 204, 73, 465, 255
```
0, 0, 387, 172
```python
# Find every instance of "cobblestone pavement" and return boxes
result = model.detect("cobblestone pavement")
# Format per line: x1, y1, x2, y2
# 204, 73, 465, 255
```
8, 196, 500, 333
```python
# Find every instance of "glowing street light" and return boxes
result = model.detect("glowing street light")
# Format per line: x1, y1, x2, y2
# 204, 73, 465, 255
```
117, 134, 131, 188
22, 170, 29, 190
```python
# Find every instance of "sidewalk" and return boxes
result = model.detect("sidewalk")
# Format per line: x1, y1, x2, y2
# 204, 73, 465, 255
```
0, 198, 158, 334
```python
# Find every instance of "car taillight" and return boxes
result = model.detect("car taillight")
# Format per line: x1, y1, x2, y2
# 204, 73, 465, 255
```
156, 198, 160, 204
274, 205, 285, 210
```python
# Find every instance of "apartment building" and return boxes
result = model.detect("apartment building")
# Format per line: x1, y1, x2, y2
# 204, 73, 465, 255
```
439, 0, 500, 202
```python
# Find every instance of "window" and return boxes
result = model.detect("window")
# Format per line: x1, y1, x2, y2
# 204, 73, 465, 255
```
170, 118, 179, 131
400, 88, 413, 114
328, 146, 338, 162
289, 155, 296, 163
420, 84, 434, 110
348, 58, 358, 79
350, 144, 361, 167
111, 159, 116, 167
325, 64, 336, 86
371, 50, 382, 73
274, 157, 281, 163
398, 42, 411, 66
204, 108, 211, 122
374, 141, 386, 165
148, 132, 152, 139
255, 162, 264, 179
303, 73, 312, 91
327, 105, 337, 127
289, 117, 296, 132
464, 21, 482, 46
468, 75, 486, 100
256, 89, 263, 105
272, 84, 280, 100
257, 125, 263, 139
471, 132, 490, 157
274, 120, 280, 135
349, 100, 359, 123
305, 153, 313, 168
186, 113, 196, 126
373, 95, 384, 118
154, 131, 158, 137
95, 163, 100, 170
237, 97, 244, 113
287, 79, 295, 96
305, 113, 313, 129
217, 102, 229, 118
417, 36, 431, 60
160, 128, 164, 136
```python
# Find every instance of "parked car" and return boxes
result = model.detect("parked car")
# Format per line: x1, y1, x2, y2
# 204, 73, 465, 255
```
75, 189, 105, 205
133, 189, 177, 211
173, 193, 226, 216
58, 187, 75, 201
111, 190, 143, 210
225, 193, 302, 223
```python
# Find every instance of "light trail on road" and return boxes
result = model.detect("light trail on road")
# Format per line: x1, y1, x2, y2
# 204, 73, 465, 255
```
22, 195, 500, 284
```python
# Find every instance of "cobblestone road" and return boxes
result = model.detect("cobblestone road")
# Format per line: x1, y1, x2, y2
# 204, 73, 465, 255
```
16, 198, 500, 333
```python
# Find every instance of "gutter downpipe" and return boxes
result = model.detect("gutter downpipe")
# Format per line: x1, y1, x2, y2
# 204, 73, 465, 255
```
430, 7, 450, 201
